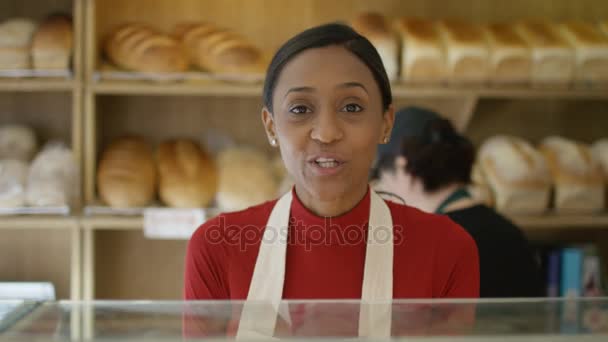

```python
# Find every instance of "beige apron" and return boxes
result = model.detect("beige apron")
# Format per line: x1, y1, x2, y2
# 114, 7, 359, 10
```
236, 190, 394, 339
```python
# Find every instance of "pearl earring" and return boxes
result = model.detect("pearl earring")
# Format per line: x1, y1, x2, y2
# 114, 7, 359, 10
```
271, 138, 277, 146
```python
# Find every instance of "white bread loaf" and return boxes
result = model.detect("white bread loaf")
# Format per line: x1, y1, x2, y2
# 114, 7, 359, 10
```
540, 136, 605, 213
26, 142, 78, 207
97, 137, 157, 208
157, 139, 217, 208
0, 124, 37, 162
515, 21, 575, 86
436, 20, 489, 84
216, 147, 278, 212
479, 135, 552, 214
31, 14, 73, 70
105, 23, 188, 73
0, 159, 28, 208
483, 23, 531, 84
351, 12, 398, 81
395, 18, 446, 84
591, 139, 608, 180
557, 21, 608, 85
0, 19, 37, 70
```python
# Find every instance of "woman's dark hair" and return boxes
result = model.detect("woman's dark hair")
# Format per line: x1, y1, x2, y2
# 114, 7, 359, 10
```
373, 118, 475, 192
263, 23, 392, 113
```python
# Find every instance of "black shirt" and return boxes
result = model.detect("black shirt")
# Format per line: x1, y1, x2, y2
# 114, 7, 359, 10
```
447, 204, 544, 298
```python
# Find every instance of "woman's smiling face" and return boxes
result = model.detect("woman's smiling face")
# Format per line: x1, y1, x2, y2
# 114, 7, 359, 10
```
263, 45, 394, 203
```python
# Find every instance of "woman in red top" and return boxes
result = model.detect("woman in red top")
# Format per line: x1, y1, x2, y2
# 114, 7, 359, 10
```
184, 23, 479, 337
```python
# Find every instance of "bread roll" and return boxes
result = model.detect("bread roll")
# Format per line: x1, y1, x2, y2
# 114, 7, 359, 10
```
515, 21, 575, 86
31, 14, 73, 70
479, 136, 552, 214
216, 147, 278, 212
157, 139, 217, 208
539, 136, 605, 213
97, 137, 157, 208
0, 159, 28, 208
0, 124, 37, 162
0, 19, 37, 69
395, 18, 445, 83
436, 20, 489, 84
591, 139, 608, 180
174, 22, 266, 75
26, 142, 78, 207
351, 12, 398, 81
557, 21, 608, 85
483, 23, 531, 84
105, 23, 188, 73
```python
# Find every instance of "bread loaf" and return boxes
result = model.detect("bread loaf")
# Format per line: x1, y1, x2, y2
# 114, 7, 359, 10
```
540, 136, 605, 213
483, 23, 531, 84
26, 142, 78, 207
436, 20, 489, 84
351, 12, 398, 81
515, 21, 575, 86
395, 18, 445, 83
479, 135, 552, 214
0, 124, 37, 162
105, 23, 188, 73
468, 161, 494, 207
557, 21, 608, 85
0, 159, 28, 208
157, 139, 217, 208
174, 22, 266, 75
0, 19, 37, 69
97, 137, 157, 208
591, 139, 608, 179
31, 14, 73, 70
216, 147, 278, 212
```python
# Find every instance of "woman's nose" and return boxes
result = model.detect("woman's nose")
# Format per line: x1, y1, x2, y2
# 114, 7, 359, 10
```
310, 109, 344, 144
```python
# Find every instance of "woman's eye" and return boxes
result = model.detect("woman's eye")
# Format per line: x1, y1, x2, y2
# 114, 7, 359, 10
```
342, 103, 363, 113
289, 105, 311, 114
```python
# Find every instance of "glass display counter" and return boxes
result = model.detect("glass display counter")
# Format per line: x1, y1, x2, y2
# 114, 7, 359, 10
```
1, 298, 607, 341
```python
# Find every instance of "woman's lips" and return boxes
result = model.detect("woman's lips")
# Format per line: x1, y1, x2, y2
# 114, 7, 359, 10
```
308, 155, 346, 176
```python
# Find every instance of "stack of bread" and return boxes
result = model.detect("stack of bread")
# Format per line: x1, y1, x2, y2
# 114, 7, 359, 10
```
351, 12, 608, 87
0, 15, 73, 71
173, 22, 267, 75
104, 23, 188, 73
478, 135, 552, 214
467, 161, 494, 207
476, 135, 607, 214
103, 21, 267, 77
351, 12, 399, 81
540, 136, 605, 213
97, 137, 220, 209
0, 124, 78, 209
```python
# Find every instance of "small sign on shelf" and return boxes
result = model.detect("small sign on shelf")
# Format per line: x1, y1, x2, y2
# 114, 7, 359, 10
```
143, 208, 206, 240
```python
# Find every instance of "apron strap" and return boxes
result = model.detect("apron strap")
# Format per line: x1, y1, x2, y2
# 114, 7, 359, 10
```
435, 187, 471, 214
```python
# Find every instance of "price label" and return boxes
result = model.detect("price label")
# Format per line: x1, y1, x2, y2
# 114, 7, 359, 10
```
143, 208, 206, 240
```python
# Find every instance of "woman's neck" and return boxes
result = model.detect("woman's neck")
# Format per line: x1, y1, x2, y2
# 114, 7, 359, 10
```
294, 182, 369, 217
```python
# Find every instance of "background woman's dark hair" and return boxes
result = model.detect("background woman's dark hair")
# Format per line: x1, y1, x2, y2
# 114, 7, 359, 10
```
373, 118, 475, 192
263, 23, 392, 113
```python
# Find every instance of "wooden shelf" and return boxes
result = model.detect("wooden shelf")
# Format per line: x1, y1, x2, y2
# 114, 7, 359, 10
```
90, 79, 608, 100
77, 213, 608, 234
0, 216, 79, 230
510, 214, 608, 230
0, 78, 76, 92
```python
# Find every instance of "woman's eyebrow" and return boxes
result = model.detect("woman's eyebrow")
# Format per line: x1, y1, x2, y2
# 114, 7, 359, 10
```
284, 86, 315, 99
336, 82, 368, 94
